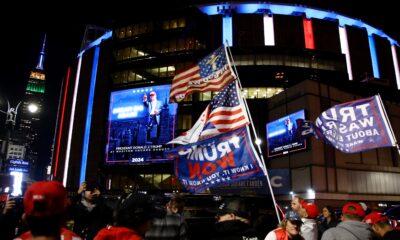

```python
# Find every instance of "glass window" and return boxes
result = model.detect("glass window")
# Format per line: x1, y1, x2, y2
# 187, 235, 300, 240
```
126, 25, 132, 37
132, 24, 139, 36
159, 67, 168, 77
163, 20, 170, 30
121, 48, 130, 60
167, 66, 175, 77
178, 114, 192, 130
178, 18, 186, 28
118, 27, 126, 39
200, 92, 212, 101
170, 19, 178, 29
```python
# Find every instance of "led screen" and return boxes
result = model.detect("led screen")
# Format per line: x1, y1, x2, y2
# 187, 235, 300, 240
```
266, 109, 306, 157
105, 84, 177, 164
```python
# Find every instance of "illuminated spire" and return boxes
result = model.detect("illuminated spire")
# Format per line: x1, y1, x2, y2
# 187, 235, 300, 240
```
36, 34, 46, 70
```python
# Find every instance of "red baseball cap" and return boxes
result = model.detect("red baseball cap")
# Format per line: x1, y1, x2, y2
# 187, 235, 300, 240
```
342, 202, 365, 218
301, 202, 319, 219
363, 212, 389, 225
24, 181, 69, 217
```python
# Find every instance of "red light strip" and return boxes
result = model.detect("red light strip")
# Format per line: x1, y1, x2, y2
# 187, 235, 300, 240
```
303, 17, 315, 49
53, 67, 71, 177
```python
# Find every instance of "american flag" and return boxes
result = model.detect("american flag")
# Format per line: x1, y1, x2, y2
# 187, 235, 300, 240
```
168, 81, 249, 144
169, 45, 236, 103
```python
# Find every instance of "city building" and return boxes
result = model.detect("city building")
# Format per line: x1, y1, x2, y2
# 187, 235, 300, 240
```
16, 35, 46, 179
51, 2, 399, 210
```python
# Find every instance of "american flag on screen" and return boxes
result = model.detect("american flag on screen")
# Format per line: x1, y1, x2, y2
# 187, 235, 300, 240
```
169, 45, 236, 103
168, 81, 249, 144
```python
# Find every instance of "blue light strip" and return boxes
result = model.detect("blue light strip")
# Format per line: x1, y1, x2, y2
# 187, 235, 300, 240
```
368, 35, 380, 78
80, 46, 100, 184
223, 15, 233, 46
198, 3, 399, 46
78, 30, 113, 57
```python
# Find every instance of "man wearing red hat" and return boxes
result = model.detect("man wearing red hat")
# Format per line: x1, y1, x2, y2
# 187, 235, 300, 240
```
321, 202, 372, 240
363, 211, 400, 239
299, 201, 319, 240
14, 181, 82, 240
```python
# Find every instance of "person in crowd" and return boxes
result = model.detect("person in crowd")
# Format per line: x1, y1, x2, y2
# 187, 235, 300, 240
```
364, 211, 400, 240
0, 195, 20, 240
265, 210, 304, 240
14, 180, 82, 240
94, 192, 165, 240
299, 202, 318, 240
317, 206, 339, 237
291, 196, 304, 212
72, 181, 113, 240
145, 194, 189, 240
321, 202, 372, 240
211, 197, 259, 240
359, 202, 372, 215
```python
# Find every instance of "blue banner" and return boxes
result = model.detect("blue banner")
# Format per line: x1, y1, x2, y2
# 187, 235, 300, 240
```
165, 127, 263, 193
314, 95, 395, 153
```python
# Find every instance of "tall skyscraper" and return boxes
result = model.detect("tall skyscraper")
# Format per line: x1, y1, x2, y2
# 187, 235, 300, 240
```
17, 34, 46, 177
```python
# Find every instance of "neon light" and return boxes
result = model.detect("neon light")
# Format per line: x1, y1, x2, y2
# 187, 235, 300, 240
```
80, 46, 100, 184
303, 17, 315, 49
263, 14, 275, 46
368, 35, 380, 78
53, 67, 70, 177
63, 57, 82, 186
198, 3, 399, 46
391, 45, 400, 90
78, 31, 112, 57
339, 26, 353, 80
223, 15, 233, 46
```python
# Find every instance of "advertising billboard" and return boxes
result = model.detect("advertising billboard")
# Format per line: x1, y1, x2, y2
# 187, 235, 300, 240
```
105, 84, 178, 164
266, 109, 307, 157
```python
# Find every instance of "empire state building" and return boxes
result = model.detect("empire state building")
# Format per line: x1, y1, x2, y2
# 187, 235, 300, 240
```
17, 35, 46, 177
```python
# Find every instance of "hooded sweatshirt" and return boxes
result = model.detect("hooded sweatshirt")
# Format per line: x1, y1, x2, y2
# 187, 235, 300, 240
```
300, 218, 318, 240
321, 220, 372, 240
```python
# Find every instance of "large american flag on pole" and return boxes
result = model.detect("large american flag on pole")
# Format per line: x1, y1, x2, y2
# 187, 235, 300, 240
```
168, 81, 249, 145
169, 45, 236, 103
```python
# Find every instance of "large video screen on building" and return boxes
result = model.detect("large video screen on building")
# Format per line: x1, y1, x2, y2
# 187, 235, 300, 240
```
266, 109, 307, 157
105, 85, 178, 164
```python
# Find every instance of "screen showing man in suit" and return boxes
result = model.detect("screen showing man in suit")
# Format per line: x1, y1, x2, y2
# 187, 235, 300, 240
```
105, 85, 178, 164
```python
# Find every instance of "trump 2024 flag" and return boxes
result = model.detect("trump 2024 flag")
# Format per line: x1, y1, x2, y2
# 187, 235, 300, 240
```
313, 95, 396, 153
169, 45, 236, 103
165, 126, 263, 193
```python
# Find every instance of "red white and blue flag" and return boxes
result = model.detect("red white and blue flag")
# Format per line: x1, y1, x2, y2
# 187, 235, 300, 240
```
169, 45, 236, 103
168, 81, 249, 145
296, 95, 396, 153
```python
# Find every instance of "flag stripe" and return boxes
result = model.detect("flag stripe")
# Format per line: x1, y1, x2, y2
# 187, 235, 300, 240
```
169, 46, 236, 103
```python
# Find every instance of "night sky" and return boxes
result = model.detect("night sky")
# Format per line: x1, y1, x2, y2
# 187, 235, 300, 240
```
0, 1, 398, 178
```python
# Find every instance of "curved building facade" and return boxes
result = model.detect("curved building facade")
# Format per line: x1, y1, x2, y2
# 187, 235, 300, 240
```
52, 2, 400, 208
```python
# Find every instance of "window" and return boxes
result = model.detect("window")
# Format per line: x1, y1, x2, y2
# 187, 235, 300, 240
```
178, 114, 192, 130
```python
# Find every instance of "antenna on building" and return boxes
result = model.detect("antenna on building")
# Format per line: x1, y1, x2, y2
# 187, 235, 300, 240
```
80, 24, 109, 52
36, 34, 46, 70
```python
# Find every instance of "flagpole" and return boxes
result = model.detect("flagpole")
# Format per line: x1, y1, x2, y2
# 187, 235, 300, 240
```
224, 43, 282, 223
376, 94, 400, 157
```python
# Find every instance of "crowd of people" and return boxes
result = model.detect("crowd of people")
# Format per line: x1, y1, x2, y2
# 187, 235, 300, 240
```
0, 181, 399, 240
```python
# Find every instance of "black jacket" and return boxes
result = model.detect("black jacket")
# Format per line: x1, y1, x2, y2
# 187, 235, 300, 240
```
210, 220, 259, 240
